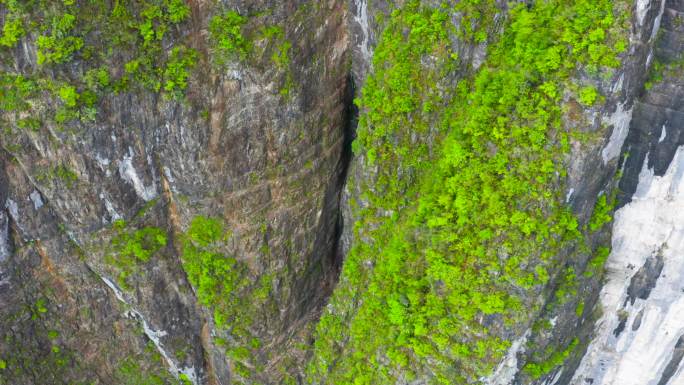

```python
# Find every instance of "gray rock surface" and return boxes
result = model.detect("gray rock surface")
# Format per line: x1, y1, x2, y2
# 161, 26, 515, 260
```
0, 1, 349, 384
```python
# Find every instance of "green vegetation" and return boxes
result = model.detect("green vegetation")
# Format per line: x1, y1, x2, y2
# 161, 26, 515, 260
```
0, 0, 197, 135
576, 300, 585, 317
584, 246, 611, 278
209, 10, 250, 64
523, 338, 579, 379
0, 73, 36, 113
0, 9, 25, 48
112, 222, 167, 263
645, 60, 665, 90
116, 359, 164, 385
642, 51, 684, 91
36, 12, 84, 65
34, 164, 79, 188
179, 373, 193, 385
207, 10, 295, 96
309, 0, 629, 383
180, 216, 270, 384
579, 85, 600, 106
58, 85, 79, 108
589, 194, 615, 232
55, 165, 78, 187
553, 267, 579, 305
163, 46, 198, 95
32, 298, 49, 319
259, 25, 293, 96
0, 0, 628, 382
115, 351, 180, 385
0, 291, 81, 384
107, 220, 167, 289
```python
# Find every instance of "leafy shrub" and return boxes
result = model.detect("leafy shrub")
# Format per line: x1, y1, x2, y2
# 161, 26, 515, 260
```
83, 67, 111, 90
584, 246, 610, 277
165, 0, 190, 24
163, 46, 197, 95
58, 85, 79, 108
178, 216, 277, 382
54, 164, 78, 187
0, 73, 35, 111
523, 338, 579, 378
36, 13, 84, 65
209, 10, 249, 64
589, 194, 614, 232
578, 85, 599, 106
0, 16, 24, 47
113, 225, 167, 263
108, 221, 167, 288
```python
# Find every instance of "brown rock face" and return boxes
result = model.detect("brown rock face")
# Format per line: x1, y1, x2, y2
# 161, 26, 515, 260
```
0, 1, 350, 384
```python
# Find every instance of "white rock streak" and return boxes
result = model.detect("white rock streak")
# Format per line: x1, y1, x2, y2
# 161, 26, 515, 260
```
602, 102, 634, 165
0, 211, 10, 264
99, 275, 199, 384
650, 0, 667, 42
482, 330, 531, 385
353, 0, 372, 67
29, 190, 43, 210
637, 0, 652, 29
118, 150, 158, 201
571, 147, 684, 385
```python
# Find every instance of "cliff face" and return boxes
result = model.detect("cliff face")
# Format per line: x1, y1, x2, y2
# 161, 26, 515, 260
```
1, 1, 682, 385
0, 1, 349, 384
329, 0, 676, 384
571, 1, 684, 384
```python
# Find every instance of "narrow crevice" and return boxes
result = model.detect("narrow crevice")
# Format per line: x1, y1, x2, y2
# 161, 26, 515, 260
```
0, 154, 14, 294
329, 72, 358, 278
295, 71, 358, 325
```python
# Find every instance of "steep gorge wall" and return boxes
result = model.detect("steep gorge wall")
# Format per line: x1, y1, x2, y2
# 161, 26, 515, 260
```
0, 0, 681, 384
0, 1, 349, 384
571, 0, 684, 384
324, 0, 671, 384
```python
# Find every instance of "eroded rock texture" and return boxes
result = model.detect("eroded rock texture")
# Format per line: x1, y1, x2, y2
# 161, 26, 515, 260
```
0, 1, 349, 384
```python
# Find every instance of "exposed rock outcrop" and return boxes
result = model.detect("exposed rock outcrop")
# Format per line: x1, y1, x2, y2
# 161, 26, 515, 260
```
0, 1, 349, 384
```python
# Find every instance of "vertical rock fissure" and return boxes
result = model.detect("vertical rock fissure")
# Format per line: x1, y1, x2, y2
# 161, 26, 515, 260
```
0, 156, 12, 273
329, 73, 358, 278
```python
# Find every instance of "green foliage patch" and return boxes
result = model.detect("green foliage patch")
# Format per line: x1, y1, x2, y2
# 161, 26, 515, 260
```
523, 338, 579, 379
180, 216, 271, 384
36, 12, 84, 65
309, 0, 628, 383
107, 220, 167, 289
209, 10, 250, 64
0, 0, 197, 134
589, 193, 615, 232
163, 46, 197, 95
115, 346, 184, 385
0, 8, 25, 48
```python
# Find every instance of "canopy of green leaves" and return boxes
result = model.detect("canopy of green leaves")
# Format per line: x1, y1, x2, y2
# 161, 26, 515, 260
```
309, 0, 627, 383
